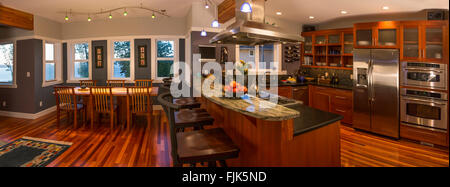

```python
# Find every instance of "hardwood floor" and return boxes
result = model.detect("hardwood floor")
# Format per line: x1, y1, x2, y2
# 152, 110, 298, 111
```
0, 111, 448, 167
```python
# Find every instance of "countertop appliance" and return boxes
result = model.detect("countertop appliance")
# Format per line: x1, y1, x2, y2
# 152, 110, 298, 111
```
401, 62, 448, 90
401, 88, 448, 131
353, 49, 400, 138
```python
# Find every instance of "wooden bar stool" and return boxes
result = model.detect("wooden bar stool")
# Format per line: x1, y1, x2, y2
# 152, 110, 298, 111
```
90, 87, 118, 130
126, 87, 152, 130
106, 80, 125, 87
54, 86, 86, 129
158, 92, 239, 167
135, 79, 153, 87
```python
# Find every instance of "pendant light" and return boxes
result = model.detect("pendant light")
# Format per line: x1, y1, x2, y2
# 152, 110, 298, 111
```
152, 12, 156, 19
109, 12, 113, 19
240, 2, 252, 13
201, 29, 207, 37
123, 8, 128, 16
64, 11, 69, 21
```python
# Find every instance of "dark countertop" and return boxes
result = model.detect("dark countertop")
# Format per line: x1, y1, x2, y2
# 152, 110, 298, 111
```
278, 82, 353, 90
285, 104, 343, 136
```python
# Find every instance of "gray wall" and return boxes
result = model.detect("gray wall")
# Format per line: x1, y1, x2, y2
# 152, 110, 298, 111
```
134, 39, 152, 80
91, 40, 108, 85
0, 39, 59, 113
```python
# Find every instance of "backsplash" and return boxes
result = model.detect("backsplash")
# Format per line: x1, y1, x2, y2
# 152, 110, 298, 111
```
299, 67, 353, 86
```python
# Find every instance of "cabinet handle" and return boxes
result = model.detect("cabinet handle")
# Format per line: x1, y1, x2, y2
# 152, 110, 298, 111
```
335, 96, 348, 100
336, 109, 347, 113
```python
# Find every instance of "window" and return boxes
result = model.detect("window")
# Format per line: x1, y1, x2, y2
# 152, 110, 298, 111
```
109, 40, 134, 80
0, 42, 14, 86
68, 42, 91, 82
43, 41, 62, 87
156, 40, 175, 78
237, 44, 281, 73
44, 43, 56, 81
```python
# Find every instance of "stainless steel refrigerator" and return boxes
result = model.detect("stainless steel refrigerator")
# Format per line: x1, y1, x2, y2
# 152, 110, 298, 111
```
353, 49, 400, 138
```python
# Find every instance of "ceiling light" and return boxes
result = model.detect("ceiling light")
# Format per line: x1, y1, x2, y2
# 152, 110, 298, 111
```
211, 20, 219, 28
65, 15, 69, 21
276, 12, 282, 15
340, 10, 347, 14
201, 29, 207, 37
240, 2, 252, 13
109, 13, 113, 19
88, 16, 92, 22
309, 16, 315, 19
152, 12, 156, 19
382, 6, 389, 10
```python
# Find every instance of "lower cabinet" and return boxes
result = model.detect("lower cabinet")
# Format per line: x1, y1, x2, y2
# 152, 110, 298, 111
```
309, 85, 353, 124
278, 86, 293, 99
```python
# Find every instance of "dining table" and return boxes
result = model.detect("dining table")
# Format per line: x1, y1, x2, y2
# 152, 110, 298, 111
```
72, 87, 159, 126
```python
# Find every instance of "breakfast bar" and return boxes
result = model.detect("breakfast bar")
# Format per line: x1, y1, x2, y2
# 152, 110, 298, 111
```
201, 90, 342, 167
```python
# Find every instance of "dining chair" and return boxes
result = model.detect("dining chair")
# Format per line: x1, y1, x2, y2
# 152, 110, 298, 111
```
54, 86, 86, 129
80, 80, 98, 87
135, 79, 153, 87
126, 87, 152, 130
90, 87, 118, 130
158, 92, 239, 167
106, 80, 126, 87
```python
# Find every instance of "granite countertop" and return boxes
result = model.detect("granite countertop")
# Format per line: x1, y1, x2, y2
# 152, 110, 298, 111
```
202, 89, 300, 121
285, 104, 343, 136
278, 82, 353, 90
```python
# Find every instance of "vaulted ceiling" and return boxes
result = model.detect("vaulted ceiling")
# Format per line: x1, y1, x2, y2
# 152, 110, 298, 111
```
0, 0, 448, 24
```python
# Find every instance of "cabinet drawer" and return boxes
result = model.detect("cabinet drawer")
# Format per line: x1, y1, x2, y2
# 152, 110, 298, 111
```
331, 94, 352, 106
331, 105, 352, 124
400, 124, 448, 146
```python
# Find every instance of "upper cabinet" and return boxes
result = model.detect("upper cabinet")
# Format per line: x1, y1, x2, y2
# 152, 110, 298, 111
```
354, 21, 400, 48
400, 20, 448, 63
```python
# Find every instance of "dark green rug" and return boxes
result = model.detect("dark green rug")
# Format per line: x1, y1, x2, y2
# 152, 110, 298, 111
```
0, 137, 72, 167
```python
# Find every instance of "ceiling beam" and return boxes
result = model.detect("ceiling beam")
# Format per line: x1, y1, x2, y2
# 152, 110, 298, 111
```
218, 0, 235, 23
0, 5, 34, 30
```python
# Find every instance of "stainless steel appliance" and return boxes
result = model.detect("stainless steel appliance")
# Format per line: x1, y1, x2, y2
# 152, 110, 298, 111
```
401, 62, 448, 90
401, 88, 448, 130
353, 49, 400, 138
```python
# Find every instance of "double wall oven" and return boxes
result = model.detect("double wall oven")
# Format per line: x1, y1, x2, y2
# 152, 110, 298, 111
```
401, 62, 448, 131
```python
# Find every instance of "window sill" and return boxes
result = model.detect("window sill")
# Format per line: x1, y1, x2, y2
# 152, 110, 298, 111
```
42, 80, 64, 87
0, 84, 17, 88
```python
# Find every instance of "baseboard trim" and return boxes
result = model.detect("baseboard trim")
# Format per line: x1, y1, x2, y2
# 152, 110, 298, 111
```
0, 105, 162, 119
0, 106, 57, 120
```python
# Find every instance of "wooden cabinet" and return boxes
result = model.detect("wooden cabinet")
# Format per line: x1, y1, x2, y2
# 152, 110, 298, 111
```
278, 86, 293, 99
309, 85, 353, 124
301, 28, 353, 70
354, 21, 400, 49
400, 123, 448, 146
400, 20, 448, 63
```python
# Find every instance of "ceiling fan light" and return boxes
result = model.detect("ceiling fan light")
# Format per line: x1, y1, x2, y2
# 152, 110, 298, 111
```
240, 2, 252, 13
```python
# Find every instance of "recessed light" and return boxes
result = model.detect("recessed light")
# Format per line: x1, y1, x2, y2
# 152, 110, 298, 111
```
276, 12, 282, 15
309, 16, 315, 19
382, 6, 389, 10
340, 10, 347, 14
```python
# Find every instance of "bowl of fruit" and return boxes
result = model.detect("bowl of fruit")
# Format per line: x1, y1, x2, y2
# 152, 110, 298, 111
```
223, 81, 248, 99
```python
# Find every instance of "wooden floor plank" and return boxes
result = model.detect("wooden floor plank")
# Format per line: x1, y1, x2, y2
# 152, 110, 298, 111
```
0, 112, 448, 167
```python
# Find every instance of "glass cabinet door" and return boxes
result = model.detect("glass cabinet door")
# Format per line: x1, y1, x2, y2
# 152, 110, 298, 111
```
315, 35, 326, 45
344, 33, 353, 54
355, 29, 372, 46
424, 27, 443, 60
328, 34, 340, 44
304, 36, 313, 54
377, 29, 397, 47
403, 27, 420, 59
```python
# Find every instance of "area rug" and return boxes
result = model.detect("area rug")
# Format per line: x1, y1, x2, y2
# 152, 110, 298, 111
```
0, 137, 72, 167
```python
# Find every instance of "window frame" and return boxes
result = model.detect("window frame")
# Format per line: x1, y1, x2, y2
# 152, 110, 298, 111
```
107, 39, 135, 81
152, 38, 179, 80
42, 40, 63, 87
235, 43, 282, 74
67, 41, 92, 83
0, 40, 17, 88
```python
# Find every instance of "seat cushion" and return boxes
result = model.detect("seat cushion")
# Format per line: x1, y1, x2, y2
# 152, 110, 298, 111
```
174, 109, 214, 127
176, 128, 239, 162
174, 98, 201, 109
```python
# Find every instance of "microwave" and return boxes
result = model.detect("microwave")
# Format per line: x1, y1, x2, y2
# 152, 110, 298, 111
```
199, 45, 216, 62
401, 62, 448, 90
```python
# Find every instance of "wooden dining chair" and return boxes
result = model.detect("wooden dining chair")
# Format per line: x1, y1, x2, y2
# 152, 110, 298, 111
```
90, 87, 118, 130
126, 87, 152, 130
158, 92, 239, 167
135, 79, 153, 87
80, 80, 98, 87
106, 80, 126, 87
54, 86, 86, 129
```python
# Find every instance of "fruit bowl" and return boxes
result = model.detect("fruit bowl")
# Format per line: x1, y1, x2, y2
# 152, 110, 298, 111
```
224, 81, 248, 99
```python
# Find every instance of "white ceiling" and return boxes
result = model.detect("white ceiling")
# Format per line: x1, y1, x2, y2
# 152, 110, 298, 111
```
0, 0, 448, 24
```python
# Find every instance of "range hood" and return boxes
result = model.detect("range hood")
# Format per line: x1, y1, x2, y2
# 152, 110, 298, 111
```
210, 0, 303, 45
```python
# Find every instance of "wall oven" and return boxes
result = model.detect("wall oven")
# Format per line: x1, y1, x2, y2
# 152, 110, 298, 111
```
401, 88, 448, 130
401, 62, 448, 90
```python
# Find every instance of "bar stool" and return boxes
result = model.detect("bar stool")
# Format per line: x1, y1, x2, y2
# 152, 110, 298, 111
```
158, 92, 239, 167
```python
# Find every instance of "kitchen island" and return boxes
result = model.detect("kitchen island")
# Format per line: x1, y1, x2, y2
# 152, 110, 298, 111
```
201, 90, 342, 167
